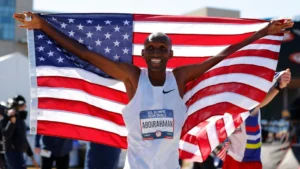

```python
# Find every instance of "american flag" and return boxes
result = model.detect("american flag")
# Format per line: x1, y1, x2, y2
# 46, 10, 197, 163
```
216, 140, 230, 161
27, 13, 282, 162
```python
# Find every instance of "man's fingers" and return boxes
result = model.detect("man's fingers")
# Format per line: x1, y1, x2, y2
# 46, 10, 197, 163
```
14, 17, 25, 23
283, 19, 292, 23
13, 14, 26, 23
23, 11, 33, 17
23, 11, 34, 21
13, 13, 25, 19
18, 24, 28, 28
283, 30, 290, 34
282, 76, 291, 80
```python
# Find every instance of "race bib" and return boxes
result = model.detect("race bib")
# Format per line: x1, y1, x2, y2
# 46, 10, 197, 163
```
140, 109, 174, 140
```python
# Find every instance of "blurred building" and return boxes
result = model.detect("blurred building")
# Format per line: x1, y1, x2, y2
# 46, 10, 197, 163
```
184, 7, 240, 18
0, 0, 32, 56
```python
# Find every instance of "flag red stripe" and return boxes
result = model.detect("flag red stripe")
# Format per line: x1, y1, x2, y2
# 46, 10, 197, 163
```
178, 150, 196, 159
37, 121, 128, 149
182, 102, 247, 136
37, 76, 128, 104
185, 83, 266, 108
134, 32, 254, 45
196, 121, 211, 161
180, 133, 198, 145
38, 98, 125, 126
228, 49, 279, 60
133, 14, 266, 24
133, 32, 281, 45
215, 119, 227, 142
178, 150, 202, 161
254, 39, 282, 45
231, 114, 246, 128
185, 64, 275, 93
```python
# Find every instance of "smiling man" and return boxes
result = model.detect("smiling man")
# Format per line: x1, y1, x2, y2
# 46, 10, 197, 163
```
13, 12, 293, 169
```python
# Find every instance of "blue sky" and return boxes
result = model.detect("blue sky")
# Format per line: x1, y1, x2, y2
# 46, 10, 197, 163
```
34, 0, 299, 19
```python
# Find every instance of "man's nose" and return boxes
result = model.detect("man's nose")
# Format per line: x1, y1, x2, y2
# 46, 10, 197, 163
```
153, 48, 163, 54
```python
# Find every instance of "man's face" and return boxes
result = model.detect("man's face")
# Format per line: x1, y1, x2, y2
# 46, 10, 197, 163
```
18, 104, 26, 111
142, 33, 173, 71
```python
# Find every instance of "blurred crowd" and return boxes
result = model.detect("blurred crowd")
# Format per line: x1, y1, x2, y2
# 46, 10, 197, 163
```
261, 109, 300, 144
0, 95, 38, 169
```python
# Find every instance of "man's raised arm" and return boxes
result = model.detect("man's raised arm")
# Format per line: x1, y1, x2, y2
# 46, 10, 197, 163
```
173, 20, 294, 85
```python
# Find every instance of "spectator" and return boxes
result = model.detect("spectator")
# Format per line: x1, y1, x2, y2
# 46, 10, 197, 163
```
35, 135, 73, 169
0, 103, 7, 169
84, 142, 121, 169
2, 95, 38, 169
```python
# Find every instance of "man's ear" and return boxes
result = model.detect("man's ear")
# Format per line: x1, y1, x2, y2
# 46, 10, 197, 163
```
169, 50, 174, 59
142, 49, 145, 58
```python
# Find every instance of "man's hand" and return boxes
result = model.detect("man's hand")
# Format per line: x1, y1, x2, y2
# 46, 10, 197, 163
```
279, 68, 291, 89
263, 19, 294, 35
13, 12, 45, 30
34, 147, 41, 154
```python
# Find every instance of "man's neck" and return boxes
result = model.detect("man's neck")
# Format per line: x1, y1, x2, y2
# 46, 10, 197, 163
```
147, 69, 166, 86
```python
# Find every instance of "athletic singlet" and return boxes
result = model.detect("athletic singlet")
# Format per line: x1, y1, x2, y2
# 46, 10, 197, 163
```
227, 110, 262, 162
122, 69, 187, 169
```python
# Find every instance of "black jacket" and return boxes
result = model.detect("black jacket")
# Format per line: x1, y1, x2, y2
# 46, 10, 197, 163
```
2, 114, 29, 154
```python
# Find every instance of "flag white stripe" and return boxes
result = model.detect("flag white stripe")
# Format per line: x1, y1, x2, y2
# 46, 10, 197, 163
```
37, 109, 128, 136
241, 44, 280, 52
36, 66, 126, 92
133, 44, 280, 57
206, 119, 221, 149
209, 56, 277, 72
187, 126, 201, 135
223, 113, 238, 136
134, 21, 268, 35
263, 35, 283, 41
38, 87, 125, 114
179, 140, 202, 157
187, 92, 259, 116
183, 73, 273, 103
241, 112, 250, 121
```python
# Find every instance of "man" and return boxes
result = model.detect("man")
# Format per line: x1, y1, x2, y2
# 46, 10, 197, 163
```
13, 12, 293, 169
0, 104, 7, 169
222, 69, 291, 169
2, 95, 38, 169
34, 135, 73, 169
84, 142, 121, 169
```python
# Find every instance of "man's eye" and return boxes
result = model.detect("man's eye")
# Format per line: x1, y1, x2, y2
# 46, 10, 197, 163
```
160, 48, 167, 52
147, 46, 153, 51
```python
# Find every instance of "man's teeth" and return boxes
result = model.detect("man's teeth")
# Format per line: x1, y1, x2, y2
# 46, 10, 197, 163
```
151, 59, 161, 63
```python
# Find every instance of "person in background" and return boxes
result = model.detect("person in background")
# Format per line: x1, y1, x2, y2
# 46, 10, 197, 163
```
34, 135, 73, 169
84, 142, 121, 169
276, 110, 291, 143
2, 95, 38, 169
0, 103, 7, 169
222, 69, 291, 169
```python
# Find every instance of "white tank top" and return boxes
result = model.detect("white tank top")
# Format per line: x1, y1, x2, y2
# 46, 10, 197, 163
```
122, 69, 187, 169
